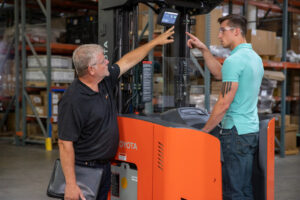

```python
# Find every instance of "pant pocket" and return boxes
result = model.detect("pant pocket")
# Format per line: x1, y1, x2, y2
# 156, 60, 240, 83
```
220, 134, 232, 155
236, 134, 258, 155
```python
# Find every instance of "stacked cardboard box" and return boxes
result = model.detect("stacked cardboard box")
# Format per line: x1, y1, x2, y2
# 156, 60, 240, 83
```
52, 124, 58, 143
246, 29, 277, 56
194, 7, 223, 46
51, 92, 63, 123
274, 37, 282, 61
0, 112, 22, 134
290, 37, 300, 54
290, 115, 299, 125
211, 81, 222, 95
27, 55, 72, 69
26, 55, 74, 84
51, 91, 63, 142
26, 122, 42, 138
26, 90, 63, 141
26, 93, 47, 117
0, 60, 19, 97
291, 75, 300, 97
275, 115, 299, 154
138, 4, 163, 35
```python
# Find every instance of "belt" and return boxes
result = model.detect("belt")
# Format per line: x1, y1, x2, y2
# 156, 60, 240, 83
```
220, 126, 236, 135
75, 159, 110, 167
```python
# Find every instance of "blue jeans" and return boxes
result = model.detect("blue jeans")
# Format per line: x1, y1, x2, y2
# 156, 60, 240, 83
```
219, 126, 259, 200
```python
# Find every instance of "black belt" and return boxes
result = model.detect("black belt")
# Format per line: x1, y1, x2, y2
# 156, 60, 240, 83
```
75, 159, 110, 167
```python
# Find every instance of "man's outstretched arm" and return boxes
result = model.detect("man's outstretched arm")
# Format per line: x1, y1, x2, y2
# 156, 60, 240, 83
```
116, 26, 175, 77
186, 32, 222, 80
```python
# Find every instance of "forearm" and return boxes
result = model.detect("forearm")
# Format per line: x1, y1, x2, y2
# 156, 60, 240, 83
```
202, 49, 222, 80
117, 26, 174, 77
203, 82, 238, 132
202, 100, 228, 133
117, 40, 156, 77
58, 140, 76, 185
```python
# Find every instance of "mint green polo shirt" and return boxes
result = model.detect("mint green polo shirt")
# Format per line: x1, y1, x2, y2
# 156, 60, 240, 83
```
221, 43, 264, 135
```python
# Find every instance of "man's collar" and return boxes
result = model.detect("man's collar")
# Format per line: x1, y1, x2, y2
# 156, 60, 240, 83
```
230, 43, 252, 55
76, 79, 98, 96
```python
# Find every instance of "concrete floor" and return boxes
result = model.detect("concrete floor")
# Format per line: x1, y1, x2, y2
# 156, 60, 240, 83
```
0, 140, 299, 200
0, 140, 58, 200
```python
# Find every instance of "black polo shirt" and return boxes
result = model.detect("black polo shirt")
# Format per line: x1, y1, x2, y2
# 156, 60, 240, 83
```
58, 64, 120, 161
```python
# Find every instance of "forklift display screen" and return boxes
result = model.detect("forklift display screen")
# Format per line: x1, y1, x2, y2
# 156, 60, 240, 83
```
157, 9, 179, 26
162, 11, 178, 24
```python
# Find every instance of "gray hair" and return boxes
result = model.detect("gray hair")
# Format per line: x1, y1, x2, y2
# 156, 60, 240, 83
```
72, 44, 104, 77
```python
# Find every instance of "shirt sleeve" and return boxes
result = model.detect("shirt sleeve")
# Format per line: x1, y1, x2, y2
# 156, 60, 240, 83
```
221, 57, 244, 82
58, 97, 82, 142
106, 63, 120, 87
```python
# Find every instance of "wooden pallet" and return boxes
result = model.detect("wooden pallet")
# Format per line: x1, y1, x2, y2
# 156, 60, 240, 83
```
27, 135, 58, 144
260, 55, 281, 62
26, 81, 71, 88
285, 148, 299, 155
0, 131, 14, 137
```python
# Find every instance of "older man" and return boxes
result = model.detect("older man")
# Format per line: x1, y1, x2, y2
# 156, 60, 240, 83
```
58, 27, 175, 200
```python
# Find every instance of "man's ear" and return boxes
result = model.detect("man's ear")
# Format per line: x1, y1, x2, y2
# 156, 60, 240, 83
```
235, 28, 242, 36
87, 66, 95, 75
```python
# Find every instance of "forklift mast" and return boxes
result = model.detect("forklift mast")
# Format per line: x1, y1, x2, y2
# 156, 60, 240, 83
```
98, 0, 223, 113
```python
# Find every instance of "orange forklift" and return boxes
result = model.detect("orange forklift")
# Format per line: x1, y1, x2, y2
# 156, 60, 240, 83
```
109, 109, 274, 200
98, 1, 275, 199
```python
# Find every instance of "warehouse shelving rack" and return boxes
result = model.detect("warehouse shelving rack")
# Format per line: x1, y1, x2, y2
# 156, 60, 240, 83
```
0, 4, 16, 139
10, 0, 100, 150
225, 0, 300, 14
14, 0, 53, 149
12, 0, 89, 150
6, 0, 299, 156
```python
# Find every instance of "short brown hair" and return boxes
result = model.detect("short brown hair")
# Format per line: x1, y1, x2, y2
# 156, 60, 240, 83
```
218, 14, 247, 37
